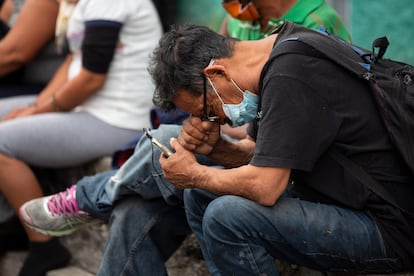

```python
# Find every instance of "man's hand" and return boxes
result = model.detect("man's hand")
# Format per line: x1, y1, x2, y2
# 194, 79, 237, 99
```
160, 137, 200, 189
161, 137, 291, 206
177, 116, 220, 155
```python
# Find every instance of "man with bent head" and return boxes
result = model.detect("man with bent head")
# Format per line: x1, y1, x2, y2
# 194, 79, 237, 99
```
151, 23, 413, 274
19, 1, 354, 274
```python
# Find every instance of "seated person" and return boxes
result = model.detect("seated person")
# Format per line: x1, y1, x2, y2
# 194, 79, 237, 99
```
0, 0, 162, 275
150, 23, 414, 274
18, 1, 354, 274
0, 0, 65, 97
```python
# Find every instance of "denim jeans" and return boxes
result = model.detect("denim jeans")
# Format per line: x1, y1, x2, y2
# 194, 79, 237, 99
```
98, 196, 190, 276
184, 188, 404, 276
76, 124, 185, 221
75, 124, 215, 275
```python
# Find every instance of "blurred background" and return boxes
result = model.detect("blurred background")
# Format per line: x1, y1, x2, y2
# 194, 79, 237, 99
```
173, 0, 414, 65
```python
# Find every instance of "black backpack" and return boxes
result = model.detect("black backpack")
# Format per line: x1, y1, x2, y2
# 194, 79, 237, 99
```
272, 23, 414, 211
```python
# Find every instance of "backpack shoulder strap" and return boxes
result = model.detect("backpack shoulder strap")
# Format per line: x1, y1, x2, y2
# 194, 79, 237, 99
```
328, 147, 410, 213
272, 29, 373, 80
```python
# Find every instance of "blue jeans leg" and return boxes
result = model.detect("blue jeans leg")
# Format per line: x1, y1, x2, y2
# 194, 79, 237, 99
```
74, 125, 218, 274
75, 170, 118, 220
76, 124, 216, 219
97, 195, 190, 276
76, 125, 185, 220
184, 189, 403, 276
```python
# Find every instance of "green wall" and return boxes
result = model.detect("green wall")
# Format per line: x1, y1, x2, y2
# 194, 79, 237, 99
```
350, 0, 414, 64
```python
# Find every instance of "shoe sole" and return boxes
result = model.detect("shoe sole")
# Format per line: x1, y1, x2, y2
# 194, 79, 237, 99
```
23, 222, 80, 236
23, 219, 101, 237
19, 208, 98, 237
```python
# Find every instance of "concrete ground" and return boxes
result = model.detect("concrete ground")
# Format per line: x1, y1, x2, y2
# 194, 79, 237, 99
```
1, 223, 413, 276
0, 223, 210, 276
1, 160, 413, 276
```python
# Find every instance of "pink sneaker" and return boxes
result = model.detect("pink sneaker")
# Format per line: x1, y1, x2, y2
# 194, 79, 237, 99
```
19, 185, 95, 236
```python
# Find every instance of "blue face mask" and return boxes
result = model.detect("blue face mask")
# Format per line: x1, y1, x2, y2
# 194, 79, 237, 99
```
207, 77, 259, 127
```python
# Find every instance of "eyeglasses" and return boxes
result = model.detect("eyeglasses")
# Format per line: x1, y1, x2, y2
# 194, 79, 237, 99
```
222, 0, 260, 21
202, 75, 219, 122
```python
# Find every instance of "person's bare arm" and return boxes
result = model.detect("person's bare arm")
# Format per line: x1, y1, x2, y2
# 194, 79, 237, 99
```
43, 67, 107, 111
221, 123, 248, 140
34, 51, 107, 111
175, 116, 251, 167
0, 0, 14, 22
2, 53, 107, 120
0, 0, 59, 76
160, 116, 291, 206
161, 138, 291, 206
34, 53, 72, 104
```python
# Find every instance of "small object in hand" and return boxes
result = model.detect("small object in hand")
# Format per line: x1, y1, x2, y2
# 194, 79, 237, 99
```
144, 128, 173, 157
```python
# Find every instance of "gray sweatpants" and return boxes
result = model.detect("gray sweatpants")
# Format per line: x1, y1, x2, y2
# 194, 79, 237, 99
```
0, 95, 141, 222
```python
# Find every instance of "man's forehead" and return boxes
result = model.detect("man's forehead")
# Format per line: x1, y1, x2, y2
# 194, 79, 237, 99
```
174, 89, 202, 109
174, 95, 204, 119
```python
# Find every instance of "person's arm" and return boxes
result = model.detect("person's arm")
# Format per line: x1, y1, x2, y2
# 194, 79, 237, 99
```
33, 54, 107, 112
0, 0, 14, 23
1, 53, 71, 120
2, 20, 120, 120
175, 116, 250, 165
161, 138, 291, 206
40, 21, 122, 110
161, 116, 291, 206
220, 123, 248, 140
37, 19, 122, 110
37, 69, 106, 113
0, 0, 58, 77
34, 53, 73, 105
2, 57, 107, 119
1, 53, 107, 120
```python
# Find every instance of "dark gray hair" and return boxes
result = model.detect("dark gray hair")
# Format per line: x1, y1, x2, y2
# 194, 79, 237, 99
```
148, 24, 237, 111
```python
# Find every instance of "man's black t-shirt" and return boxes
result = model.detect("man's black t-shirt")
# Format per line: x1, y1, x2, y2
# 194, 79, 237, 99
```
247, 22, 414, 268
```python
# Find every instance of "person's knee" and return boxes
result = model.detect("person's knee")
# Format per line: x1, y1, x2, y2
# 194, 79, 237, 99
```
108, 196, 143, 229
203, 195, 248, 234
109, 197, 170, 231
184, 188, 217, 220
151, 124, 181, 144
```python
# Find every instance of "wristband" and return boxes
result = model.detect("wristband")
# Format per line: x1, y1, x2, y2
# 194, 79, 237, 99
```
50, 95, 66, 112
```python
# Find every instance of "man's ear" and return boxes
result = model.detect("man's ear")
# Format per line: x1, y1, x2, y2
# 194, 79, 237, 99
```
204, 63, 231, 80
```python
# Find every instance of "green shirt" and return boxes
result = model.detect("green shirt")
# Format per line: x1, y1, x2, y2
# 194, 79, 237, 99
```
227, 0, 351, 42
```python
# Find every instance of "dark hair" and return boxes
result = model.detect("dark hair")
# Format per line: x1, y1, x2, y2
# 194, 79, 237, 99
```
148, 24, 237, 111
